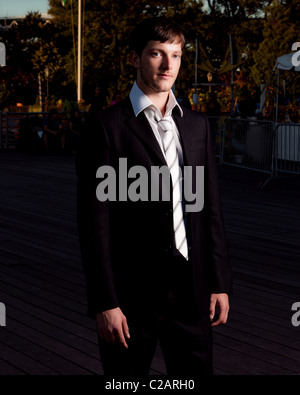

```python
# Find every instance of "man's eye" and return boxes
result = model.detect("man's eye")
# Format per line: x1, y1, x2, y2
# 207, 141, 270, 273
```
152, 52, 161, 57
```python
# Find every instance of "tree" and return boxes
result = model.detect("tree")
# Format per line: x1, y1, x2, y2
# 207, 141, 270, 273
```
250, 0, 300, 109
47, 0, 206, 103
0, 12, 60, 107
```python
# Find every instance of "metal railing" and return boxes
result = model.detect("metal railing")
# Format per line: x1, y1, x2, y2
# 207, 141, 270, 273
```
222, 118, 275, 174
0, 112, 46, 150
208, 117, 300, 188
218, 118, 300, 178
0, 111, 70, 150
207, 116, 225, 162
2, 111, 300, 182
0, 111, 22, 149
273, 123, 300, 176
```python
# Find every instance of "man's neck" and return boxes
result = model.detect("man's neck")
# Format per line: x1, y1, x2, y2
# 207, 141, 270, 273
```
146, 91, 170, 117
136, 81, 170, 117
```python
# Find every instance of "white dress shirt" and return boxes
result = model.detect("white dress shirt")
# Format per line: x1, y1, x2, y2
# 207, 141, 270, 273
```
129, 81, 184, 166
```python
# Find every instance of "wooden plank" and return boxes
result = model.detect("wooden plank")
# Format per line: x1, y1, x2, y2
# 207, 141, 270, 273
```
0, 152, 300, 375
0, 338, 59, 375
0, 358, 26, 375
1, 319, 101, 375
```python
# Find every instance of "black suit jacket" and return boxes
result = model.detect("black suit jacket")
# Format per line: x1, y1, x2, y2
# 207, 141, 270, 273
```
76, 97, 232, 318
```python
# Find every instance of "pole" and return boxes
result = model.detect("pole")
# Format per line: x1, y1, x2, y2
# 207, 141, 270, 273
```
195, 35, 198, 87
192, 35, 199, 109
275, 68, 280, 123
38, 73, 43, 112
260, 83, 265, 117
77, 0, 82, 103
229, 34, 234, 115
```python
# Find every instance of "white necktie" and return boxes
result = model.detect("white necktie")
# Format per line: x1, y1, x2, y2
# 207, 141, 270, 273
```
155, 114, 188, 260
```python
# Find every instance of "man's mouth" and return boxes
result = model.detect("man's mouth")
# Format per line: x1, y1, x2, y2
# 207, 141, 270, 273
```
158, 74, 173, 79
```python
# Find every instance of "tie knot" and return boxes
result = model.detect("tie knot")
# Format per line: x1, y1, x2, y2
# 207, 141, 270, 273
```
155, 115, 173, 133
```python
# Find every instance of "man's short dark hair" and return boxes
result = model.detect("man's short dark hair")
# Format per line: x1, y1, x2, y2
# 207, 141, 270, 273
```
129, 17, 185, 57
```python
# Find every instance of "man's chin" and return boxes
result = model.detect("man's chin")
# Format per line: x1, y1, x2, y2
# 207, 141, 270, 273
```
154, 81, 175, 93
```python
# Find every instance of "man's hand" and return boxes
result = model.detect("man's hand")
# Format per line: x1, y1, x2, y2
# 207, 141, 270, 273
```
96, 307, 130, 348
209, 293, 229, 327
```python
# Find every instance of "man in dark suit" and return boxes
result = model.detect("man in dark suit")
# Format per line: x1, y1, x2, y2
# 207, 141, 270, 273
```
76, 17, 232, 376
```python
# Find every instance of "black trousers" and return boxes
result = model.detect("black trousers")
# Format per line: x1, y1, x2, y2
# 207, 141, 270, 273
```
98, 255, 213, 376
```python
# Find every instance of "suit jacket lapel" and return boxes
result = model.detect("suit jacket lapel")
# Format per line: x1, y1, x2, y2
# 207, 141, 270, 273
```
122, 98, 192, 167
123, 99, 167, 166
172, 109, 192, 166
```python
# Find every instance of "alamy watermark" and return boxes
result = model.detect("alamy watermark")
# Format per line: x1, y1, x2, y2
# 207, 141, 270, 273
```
0, 42, 6, 67
0, 302, 6, 326
0, 41, 298, 69
96, 158, 204, 213
291, 42, 300, 67
291, 302, 300, 327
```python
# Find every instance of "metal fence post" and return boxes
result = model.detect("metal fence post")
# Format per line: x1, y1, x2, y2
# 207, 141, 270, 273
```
0, 111, 2, 149
258, 123, 278, 190
222, 117, 275, 174
272, 124, 278, 180
5, 112, 8, 150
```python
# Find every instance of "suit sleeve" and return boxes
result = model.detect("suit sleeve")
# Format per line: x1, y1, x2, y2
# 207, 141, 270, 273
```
76, 112, 119, 317
203, 115, 233, 295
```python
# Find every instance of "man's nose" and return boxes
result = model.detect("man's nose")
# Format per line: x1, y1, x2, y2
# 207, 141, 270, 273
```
161, 55, 173, 70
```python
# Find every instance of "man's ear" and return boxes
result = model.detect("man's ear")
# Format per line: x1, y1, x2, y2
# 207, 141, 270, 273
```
129, 50, 140, 69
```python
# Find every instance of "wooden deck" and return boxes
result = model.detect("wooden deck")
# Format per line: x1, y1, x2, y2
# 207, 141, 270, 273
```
0, 151, 299, 375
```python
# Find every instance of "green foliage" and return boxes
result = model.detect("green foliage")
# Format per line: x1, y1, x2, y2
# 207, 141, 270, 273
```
1, 0, 299, 116
250, 0, 300, 108
0, 82, 12, 110
0, 11, 65, 106
251, 1, 298, 84
47, 0, 207, 103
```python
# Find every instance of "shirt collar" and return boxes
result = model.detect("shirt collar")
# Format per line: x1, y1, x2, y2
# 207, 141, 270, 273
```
129, 81, 183, 118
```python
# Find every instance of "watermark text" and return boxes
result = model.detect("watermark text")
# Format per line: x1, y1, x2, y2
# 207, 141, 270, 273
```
96, 158, 204, 212
291, 42, 300, 67
291, 302, 300, 327
0, 302, 6, 326
0, 42, 6, 67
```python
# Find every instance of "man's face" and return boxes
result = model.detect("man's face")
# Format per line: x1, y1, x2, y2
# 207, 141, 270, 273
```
131, 39, 182, 96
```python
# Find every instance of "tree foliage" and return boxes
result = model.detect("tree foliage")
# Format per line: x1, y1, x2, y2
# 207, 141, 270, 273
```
0, 13, 45, 107
47, 0, 207, 103
250, 0, 300, 101
1, 0, 299, 113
